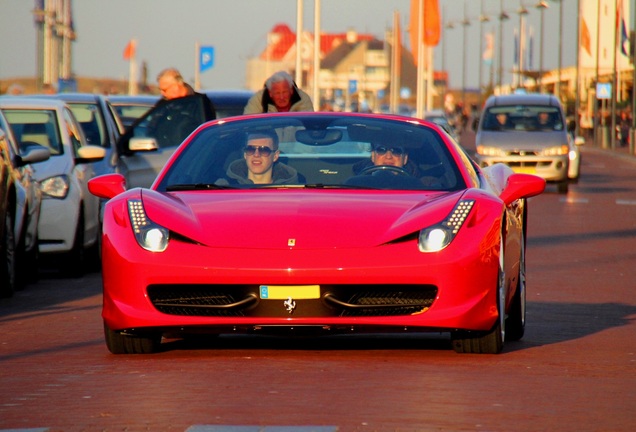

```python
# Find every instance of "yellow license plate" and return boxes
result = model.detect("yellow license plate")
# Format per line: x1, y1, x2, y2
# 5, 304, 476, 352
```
259, 285, 321, 300
511, 166, 536, 174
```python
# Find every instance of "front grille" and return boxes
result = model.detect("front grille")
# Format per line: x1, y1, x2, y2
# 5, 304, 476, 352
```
147, 285, 255, 317
326, 287, 437, 316
507, 150, 539, 157
146, 284, 438, 318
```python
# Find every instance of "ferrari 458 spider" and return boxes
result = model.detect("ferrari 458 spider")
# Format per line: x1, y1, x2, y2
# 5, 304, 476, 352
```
89, 112, 545, 354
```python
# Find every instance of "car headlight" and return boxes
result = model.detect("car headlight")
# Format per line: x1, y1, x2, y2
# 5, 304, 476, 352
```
419, 199, 475, 252
128, 199, 169, 252
541, 145, 569, 156
569, 150, 578, 161
476, 145, 506, 157
40, 174, 70, 199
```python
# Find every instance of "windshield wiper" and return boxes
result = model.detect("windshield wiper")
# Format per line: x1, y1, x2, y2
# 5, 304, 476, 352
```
166, 183, 237, 191
303, 183, 379, 190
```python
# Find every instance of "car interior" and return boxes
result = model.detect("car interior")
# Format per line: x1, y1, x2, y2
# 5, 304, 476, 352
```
157, 117, 465, 192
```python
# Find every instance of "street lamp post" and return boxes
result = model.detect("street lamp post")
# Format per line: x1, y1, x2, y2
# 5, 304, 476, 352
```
535, 1, 548, 92
552, 0, 563, 100
517, 2, 529, 89
497, 0, 510, 91
461, 0, 470, 106
478, 0, 490, 106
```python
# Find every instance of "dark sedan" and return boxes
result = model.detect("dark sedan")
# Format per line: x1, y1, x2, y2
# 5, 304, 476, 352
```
0, 108, 50, 296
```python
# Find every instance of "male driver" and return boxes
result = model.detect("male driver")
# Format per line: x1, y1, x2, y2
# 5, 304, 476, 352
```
225, 132, 298, 185
371, 145, 408, 168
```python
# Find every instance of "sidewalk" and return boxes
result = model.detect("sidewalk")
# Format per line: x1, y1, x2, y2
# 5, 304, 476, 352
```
582, 133, 636, 162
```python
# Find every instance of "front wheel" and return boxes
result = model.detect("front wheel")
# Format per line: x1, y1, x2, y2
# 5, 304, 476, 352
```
451, 237, 506, 354
104, 322, 162, 354
506, 230, 526, 341
0, 210, 17, 298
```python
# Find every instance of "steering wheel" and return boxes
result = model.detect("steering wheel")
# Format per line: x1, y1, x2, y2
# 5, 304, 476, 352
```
359, 165, 412, 177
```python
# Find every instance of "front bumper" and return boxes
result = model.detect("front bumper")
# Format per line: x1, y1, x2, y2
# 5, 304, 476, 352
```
101, 219, 503, 336
476, 154, 569, 182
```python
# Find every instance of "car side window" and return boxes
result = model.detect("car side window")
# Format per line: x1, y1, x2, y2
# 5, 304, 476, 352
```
63, 108, 84, 156
131, 95, 209, 149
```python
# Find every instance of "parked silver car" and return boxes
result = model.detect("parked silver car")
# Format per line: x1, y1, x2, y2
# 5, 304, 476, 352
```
475, 93, 575, 194
0, 97, 106, 276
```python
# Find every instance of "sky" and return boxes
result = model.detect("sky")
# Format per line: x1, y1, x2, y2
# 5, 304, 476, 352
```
0, 0, 595, 92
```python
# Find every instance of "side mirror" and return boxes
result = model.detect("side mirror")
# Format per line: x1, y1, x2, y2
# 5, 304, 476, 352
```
129, 137, 159, 152
17, 143, 50, 166
500, 173, 546, 205
88, 173, 127, 200
76, 144, 106, 164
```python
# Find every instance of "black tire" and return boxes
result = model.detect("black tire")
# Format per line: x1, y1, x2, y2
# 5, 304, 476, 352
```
15, 222, 40, 290
104, 322, 161, 354
506, 230, 526, 341
451, 234, 505, 354
0, 209, 17, 298
557, 180, 569, 194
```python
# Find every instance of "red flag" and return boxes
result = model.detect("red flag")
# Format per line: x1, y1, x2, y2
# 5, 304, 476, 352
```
409, 0, 441, 65
580, 18, 591, 57
123, 39, 136, 60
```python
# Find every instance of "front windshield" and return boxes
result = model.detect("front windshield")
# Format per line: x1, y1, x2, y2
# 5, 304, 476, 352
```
481, 105, 564, 132
156, 115, 465, 192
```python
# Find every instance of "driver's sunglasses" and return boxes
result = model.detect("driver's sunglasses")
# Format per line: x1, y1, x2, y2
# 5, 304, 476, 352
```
244, 145, 275, 156
374, 145, 405, 156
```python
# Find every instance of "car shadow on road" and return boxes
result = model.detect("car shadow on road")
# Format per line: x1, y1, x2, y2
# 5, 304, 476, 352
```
160, 332, 454, 353
505, 300, 636, 352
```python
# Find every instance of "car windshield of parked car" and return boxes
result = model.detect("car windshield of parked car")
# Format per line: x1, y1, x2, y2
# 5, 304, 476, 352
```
481, 106, 564, 132
2, 109, 63, 155
156, 115, 465, 192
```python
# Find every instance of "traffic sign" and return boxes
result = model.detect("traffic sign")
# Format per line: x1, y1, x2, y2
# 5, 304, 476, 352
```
596, 83, 611, 99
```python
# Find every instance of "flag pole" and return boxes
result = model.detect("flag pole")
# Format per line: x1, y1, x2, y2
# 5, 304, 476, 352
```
128, 38, 138, 95
194, 41, 200, 91
312, 0, 321, 110
416, 0, 425, 119
296, 0, 303, 87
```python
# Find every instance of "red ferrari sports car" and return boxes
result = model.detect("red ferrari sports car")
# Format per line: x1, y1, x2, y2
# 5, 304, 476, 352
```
89, 112, 545, 354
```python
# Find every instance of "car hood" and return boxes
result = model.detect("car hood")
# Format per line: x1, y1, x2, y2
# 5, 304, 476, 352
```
477, 130, 568, 150
141, 190, 461, 249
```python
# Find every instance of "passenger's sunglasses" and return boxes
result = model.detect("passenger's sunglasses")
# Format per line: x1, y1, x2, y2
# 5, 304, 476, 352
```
374, 146, 405, 156
244, 145, 275, 156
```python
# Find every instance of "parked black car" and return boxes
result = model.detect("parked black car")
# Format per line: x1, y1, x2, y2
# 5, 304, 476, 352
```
115, 89, 253, 189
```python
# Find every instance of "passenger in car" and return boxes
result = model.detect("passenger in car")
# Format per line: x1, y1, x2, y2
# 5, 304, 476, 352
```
536, 111, 555, 130
224, 131, 299, 185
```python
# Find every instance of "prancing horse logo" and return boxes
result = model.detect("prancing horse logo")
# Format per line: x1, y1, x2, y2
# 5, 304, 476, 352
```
284, 297, 296, 313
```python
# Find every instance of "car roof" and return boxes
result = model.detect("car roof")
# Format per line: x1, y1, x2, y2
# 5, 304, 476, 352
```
0, 96, 69, 109
107, 94, 160, 103
484, 93, 561, 108
203, 89, 253, 105
24, 92, 107, 103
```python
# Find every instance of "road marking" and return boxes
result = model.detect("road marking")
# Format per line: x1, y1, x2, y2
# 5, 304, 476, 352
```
187, 427, 338, 432
559, 197, 589, 204
616, 199, 636, 205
